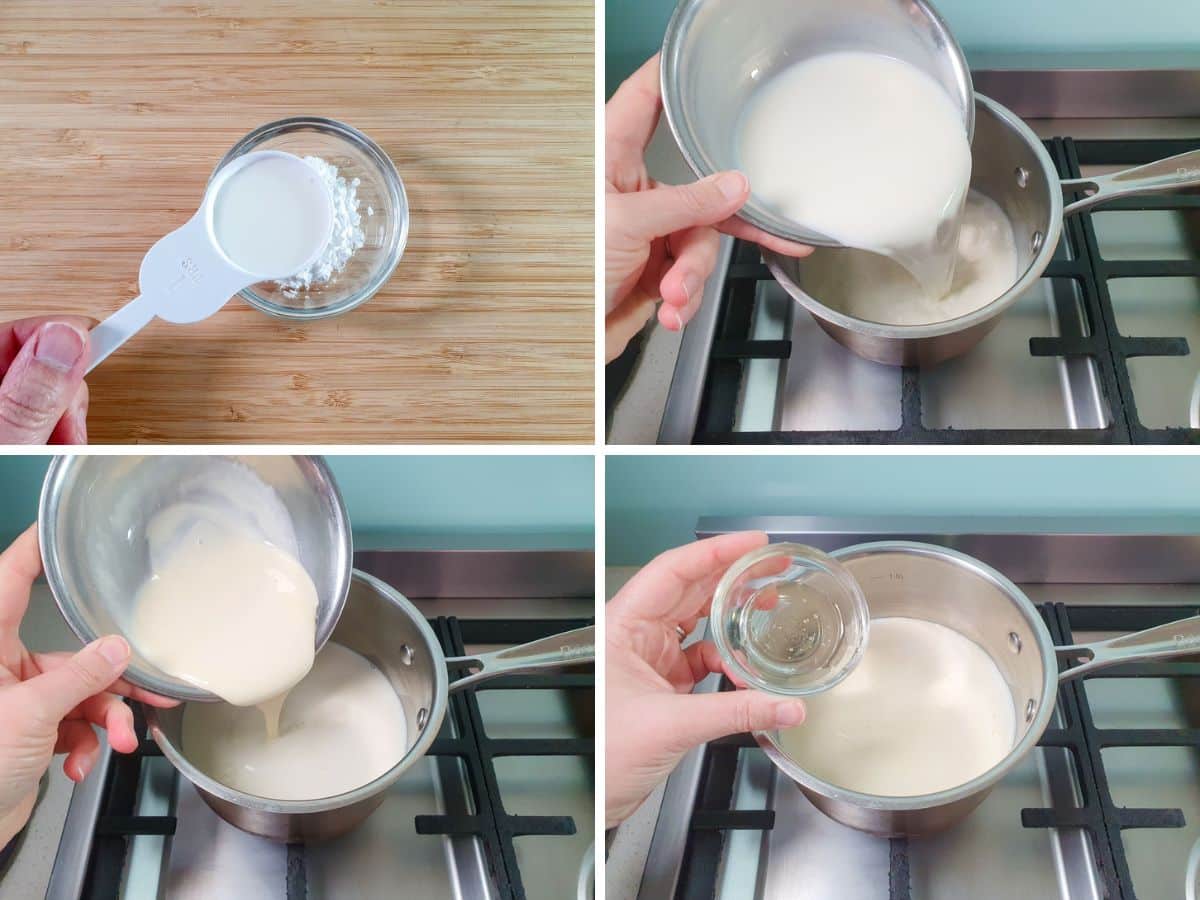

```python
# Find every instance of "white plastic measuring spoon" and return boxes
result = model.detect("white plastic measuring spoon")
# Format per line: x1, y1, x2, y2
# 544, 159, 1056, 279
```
86, 150, 334, 373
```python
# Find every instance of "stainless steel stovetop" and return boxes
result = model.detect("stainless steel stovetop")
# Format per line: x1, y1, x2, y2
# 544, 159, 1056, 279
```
2, 549, 595, 900
638, 517, 1200, 900
644, 68, 1200, 444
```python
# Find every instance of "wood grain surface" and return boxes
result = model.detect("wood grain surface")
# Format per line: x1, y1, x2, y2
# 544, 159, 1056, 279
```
0, 1, 594, 443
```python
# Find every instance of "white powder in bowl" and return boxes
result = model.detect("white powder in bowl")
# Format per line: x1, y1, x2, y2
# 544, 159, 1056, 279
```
274, 155, 365, 294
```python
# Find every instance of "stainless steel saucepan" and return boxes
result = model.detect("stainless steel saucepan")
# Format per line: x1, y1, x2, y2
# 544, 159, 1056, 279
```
147, 569, 595, 842
765, 95, 1200, 366
754, 541, 1200, 837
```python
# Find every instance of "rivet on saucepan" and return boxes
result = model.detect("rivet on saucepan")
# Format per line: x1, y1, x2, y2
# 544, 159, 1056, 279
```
399, 644, 414, 665
417, 707, 428, 730
1008, 631, 1022, 653
1025, 698, 1036, 723
1032, 231, 1044, 253
1015, 166, 1030, 188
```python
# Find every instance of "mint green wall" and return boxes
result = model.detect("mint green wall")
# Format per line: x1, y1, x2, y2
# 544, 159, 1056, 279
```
606, 455, 1200, 564
325, 456, 593, 549
606, 0, 1200, 95
0, 456, 56, 543
0, 456, 594, 550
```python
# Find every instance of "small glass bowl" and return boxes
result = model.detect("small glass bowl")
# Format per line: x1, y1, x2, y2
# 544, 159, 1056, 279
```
211, 116, 409, 320
710, 542, 870, 696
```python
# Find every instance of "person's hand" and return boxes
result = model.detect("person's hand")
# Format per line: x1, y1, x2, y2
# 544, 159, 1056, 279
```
605, 54, 812, 363
0, 526, 177, 848
0, 317, 92, 445
605, 532, 806, 827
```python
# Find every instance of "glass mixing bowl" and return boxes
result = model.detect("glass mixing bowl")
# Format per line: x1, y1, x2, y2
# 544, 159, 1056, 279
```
211, 117, 409, 320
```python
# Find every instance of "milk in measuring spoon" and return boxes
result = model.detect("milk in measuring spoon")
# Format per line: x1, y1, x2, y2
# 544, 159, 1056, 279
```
778, 617, 1015, 796
212, 154, 332, 276
737, 51, 973, 301
130, 471, 319, 739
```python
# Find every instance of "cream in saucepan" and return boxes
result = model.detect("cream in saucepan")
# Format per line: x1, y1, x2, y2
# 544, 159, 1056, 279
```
778, 617, 1016, 796
181, 642, 409, 801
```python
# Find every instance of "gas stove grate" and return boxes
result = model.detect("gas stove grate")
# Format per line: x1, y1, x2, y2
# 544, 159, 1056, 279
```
689, 136, 1200, 444
77, 615, 594, 900
81, 707, 172, 898
415, 617, 595, 900
675, 603, 1197, 900
1021, 603, 1197, 900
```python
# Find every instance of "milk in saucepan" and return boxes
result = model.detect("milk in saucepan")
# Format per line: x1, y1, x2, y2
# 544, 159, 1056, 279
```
801, 190, 1020, 326
737, 51, 973, 301
778, 617, 1016, 796
182, 642, 409, 801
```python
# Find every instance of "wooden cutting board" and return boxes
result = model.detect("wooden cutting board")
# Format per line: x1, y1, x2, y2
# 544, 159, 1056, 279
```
0, 0, 594, 443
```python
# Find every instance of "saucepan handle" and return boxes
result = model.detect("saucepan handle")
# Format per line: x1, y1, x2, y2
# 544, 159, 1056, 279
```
1056, 613, 1200, 682
445, 626, 595, 693
1060, 148, 1200, 217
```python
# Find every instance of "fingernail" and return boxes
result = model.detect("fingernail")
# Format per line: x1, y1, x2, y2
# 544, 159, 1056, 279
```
671, 308, 684, 331
775, 702, 805, 727
716, 171, 748, 202
75, 756, 92, 780
683, 273, 704, 304
34, 323, 86, 371
97, 636, 130, 666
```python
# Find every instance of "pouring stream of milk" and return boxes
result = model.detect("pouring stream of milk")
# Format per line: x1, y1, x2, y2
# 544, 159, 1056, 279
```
801, 190, 1019, 326
737, 51, 972, 300
131, 478, 319, 740
182, 642, 410, 801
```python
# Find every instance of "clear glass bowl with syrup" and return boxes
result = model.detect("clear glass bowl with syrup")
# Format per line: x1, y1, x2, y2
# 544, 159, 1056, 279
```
211, 116, 409, 321
710, 542, 870, 695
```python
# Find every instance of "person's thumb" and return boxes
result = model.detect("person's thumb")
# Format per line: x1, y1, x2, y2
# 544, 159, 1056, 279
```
0, 321, 88, 444
662, 689, 805, 752
619, 171, 751, 241
22, 637, 130, 722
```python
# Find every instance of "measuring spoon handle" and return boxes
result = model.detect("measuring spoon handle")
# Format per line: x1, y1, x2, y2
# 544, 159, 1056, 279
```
1060, 148, 1200, 216
86, 293, 159, 374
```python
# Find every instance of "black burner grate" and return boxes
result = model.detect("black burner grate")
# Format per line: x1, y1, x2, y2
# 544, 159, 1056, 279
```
1021, 603, 1197, 900
82, 706, 173, 899
676, 603, 1198, 900
78, 615, 594, 900
688, 136, 1200, 444
415, 617, 595, 900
